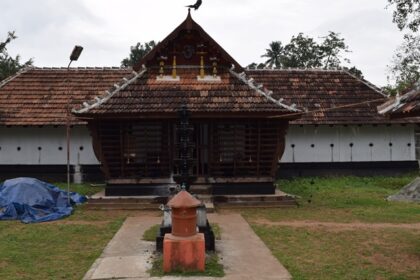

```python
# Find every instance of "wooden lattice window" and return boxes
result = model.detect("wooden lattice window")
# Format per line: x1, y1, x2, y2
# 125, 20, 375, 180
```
123, 124, 162, 165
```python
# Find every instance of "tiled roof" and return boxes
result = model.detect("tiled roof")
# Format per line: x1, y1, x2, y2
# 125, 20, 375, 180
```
1, 67, 418, 126
73, 67, 298, 116
0, 67, 131, 125
245, 69, 411, 124
378, 86, 420, 118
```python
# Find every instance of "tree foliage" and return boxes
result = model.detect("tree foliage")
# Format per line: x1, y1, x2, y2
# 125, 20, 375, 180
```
388, 0, 420, 32
0, 31, 33, 82
246, 62, 266, 70
251, 32, 362, 78
386, 1, 420, 94
261, 41, 284, 69
280, 34, 322, 68
121, 41, 156, 67
387, 34, 420, 94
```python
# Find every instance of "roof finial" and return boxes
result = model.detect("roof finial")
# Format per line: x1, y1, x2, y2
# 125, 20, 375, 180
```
185, 8, 193, 30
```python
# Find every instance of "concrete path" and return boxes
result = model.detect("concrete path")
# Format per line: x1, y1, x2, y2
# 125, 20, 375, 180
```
83, 214, 291, 280
211, 214, 291, 280
83, 216, 159, 280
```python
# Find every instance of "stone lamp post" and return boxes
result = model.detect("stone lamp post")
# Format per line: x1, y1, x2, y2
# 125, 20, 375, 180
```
163, 190, 205, 272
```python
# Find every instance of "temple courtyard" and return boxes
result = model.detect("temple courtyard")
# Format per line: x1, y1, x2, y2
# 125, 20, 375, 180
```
0, 175, 419, 280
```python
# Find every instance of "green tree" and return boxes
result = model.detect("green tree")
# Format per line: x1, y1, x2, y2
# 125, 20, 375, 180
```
121, 41, 156, 67
386, 1, 420, 94
345, 66, 364, 79
261, 41, 284, 68
246, 62, 266, 69
319, 32, 350, 69
281, 33, 322, 68
387, 34, 420, 94
388, 0, 420, 32
260, 32, 362, 77
0, 31, 33, 82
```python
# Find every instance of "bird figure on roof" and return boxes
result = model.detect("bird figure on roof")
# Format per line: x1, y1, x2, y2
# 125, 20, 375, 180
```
186, 0, 202, 10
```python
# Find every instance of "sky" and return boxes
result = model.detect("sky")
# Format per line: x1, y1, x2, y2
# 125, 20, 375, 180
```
1, 0, 404, 86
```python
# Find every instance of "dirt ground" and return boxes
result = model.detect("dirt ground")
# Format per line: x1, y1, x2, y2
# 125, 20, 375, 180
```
252, 218, 420, 231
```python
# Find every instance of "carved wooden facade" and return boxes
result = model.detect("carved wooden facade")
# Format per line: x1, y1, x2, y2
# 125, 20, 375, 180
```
75, 12, 299, 195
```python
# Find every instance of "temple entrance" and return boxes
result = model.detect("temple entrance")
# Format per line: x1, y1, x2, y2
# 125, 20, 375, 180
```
173, 120, 210, 190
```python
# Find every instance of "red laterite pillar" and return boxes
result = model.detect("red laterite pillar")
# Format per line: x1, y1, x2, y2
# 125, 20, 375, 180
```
163, 190, 205, 272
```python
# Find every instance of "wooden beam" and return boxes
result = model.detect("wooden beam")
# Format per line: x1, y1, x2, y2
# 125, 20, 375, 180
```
108, 178, 174, 185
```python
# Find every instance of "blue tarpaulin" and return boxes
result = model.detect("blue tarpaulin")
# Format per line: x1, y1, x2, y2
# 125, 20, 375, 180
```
0, 178, 86, 223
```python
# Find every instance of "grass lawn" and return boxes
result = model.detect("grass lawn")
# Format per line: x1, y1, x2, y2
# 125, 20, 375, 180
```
1, 177, 419, 279
240, 174, 420, 280
242, 174, 420, 223
0, 183, 128, 280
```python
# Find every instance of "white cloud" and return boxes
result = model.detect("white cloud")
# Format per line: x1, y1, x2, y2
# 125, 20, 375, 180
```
0, 0, 403, 86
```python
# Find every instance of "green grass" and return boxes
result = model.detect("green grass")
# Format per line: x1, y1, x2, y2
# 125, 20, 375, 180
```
211, 223, 222, 240
2, 176, 419, 279
242, 174, 420, 223
0, 210, 125, 280
0, 182, 128, 280
54, 182, 103, 196
149, 253, 225, 277
252, 225, 420, 280
240, 174, 420, 280
143, 224, 160, 241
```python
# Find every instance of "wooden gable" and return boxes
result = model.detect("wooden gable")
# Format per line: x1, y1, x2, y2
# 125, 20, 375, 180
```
134, 11, 242, 71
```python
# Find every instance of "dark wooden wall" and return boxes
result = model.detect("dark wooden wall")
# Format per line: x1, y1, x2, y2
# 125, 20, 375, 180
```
89, 119, 288, 183
209, 121, 286, 178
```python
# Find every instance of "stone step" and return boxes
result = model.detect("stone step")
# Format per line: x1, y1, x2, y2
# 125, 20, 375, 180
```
215, 200, 297, 208
87, 197, 167, 204
212, 196, 295, 203
86, 197, 215, 211
189, 184, 212, 195
85, 202, 162, 210
86, 190, 295, 210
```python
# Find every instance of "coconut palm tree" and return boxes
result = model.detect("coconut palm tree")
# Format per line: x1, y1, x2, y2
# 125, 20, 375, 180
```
261, 41, 284, 69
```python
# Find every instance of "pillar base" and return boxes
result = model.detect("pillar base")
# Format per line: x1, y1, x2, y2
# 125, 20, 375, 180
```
163, 233, 205, 273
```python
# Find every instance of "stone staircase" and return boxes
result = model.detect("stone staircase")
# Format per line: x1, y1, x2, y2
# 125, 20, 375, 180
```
85, 193, 168, 210
211, 191, 297, 208
86, 190, 297, 210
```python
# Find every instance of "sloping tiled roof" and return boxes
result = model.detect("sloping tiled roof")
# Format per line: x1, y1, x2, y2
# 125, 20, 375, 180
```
0, 67, 131, 125
245, 69, 408, 124
378, 86, 420, 118
1, 67, 418, 126
73, 67, 298, 116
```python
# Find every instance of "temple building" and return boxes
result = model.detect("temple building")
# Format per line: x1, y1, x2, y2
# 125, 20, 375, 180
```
0, 12, 418, 194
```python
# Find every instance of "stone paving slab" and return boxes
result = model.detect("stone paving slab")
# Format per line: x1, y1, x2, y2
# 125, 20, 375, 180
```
210, 214, 291, 280
83, 216, 159, 280
83, 214, 291, 280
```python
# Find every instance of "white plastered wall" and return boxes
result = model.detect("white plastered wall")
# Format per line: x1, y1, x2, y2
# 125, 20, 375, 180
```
0, 124, 416, 166
282, 124, 416, 163
0, 126, 99, 165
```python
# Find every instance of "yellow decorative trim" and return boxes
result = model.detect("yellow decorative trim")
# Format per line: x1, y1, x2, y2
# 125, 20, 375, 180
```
172, 56, 177, 79
200, 56, 205, 79
212, 61, 218, 77
159, 61, 165, 77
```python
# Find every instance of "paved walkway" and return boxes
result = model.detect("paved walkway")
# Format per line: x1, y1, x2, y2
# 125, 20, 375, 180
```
83, 214, 291, 280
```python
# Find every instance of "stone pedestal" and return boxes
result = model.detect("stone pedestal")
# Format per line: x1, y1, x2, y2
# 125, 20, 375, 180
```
163, 233, 205, 272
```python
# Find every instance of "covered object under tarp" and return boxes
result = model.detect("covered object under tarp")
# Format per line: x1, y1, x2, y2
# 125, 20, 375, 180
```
0, 177, 86, 223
